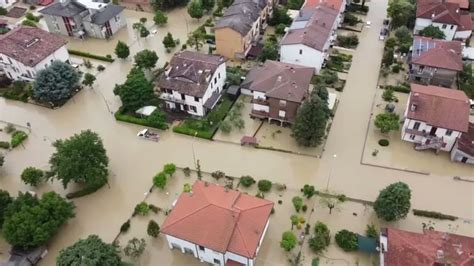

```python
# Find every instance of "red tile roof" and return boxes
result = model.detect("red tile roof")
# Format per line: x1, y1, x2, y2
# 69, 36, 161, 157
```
457, 122, 474, 156
161, 181, 273, 258
0, 26, 67, 67
417, 0, 473, 30
408, 84, 470, 132
446, 0, 469, 9
385, 228, 474, 266
302, 0, 344, 11
411, 37, 463, 71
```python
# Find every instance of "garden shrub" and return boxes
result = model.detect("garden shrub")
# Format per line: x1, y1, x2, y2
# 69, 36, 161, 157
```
412, 209, 457, 221
68, 49, 115, 62
384, 84, 410, 93
378, 139, 390, 146
336, 35, 359, 48
149, 204, 160, 214
257, 179, 272, 192
66, 181, 105, 199
183, 167, 191, 177
211, 170, 225, 180
4, 123, 15, 134
11, 130, 28, 148
391, 65, 401, 73
0, 141, 10, 149
115, 108, 168, 130
309, 222, 331, 253
366, 224, 378, 238
302, 205, 308, 212
120, 220, 131, 233
335, 229, 358, 251
21, 167, 44, 186
134, 202, 150, 216
239, 175, 256, 187
147, 220, 160, 237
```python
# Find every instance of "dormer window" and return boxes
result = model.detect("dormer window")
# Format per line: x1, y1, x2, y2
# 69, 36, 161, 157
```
410, 103, 417, 112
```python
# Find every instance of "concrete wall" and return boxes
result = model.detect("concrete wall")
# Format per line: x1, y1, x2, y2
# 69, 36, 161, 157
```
0, 0, 16, 8
414, 18, 457, 40
280, 44, 323, 73
0, 45, 69, 80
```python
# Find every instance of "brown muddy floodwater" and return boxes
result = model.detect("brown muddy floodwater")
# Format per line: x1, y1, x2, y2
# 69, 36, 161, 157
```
0, 1, 473, 265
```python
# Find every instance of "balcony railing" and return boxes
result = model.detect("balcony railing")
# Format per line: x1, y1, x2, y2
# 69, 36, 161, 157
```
251, 98, 269, 105
159, 94, 186, 104
250, 109, 269, 118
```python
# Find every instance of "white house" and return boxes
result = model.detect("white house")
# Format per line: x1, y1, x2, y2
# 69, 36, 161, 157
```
401, 84, 470, 152
161, 180, 274, 266
0, 26, 70, 81
280, 4, 339, 73
0, 0, 15, 8
451, 122, 474, 164
156, 51, 226, 117
414, 0, 473, 41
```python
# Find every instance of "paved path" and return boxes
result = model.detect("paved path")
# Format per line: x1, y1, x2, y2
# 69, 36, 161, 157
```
0, 0, 473, 264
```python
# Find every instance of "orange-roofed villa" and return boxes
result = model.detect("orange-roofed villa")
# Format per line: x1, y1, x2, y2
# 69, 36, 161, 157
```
161, 180, 274, 266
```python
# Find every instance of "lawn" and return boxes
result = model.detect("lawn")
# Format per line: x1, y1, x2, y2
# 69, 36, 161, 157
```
173, 96, 234, 140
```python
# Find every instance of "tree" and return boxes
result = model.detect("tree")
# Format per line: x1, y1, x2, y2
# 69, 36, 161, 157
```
382, 48, 394, 67
335, 230, 358, 251
382, 88, 395, 102
319, 190, 345, 214
115, 41, 130, 59
124, 238, 146, 260
287, 0, 303, 9
33, 61, 81, 104
163, 32, 176, 49
302, 184, 317, 198
56, 235, 121, 266
146, 109, 167, 129
2, 192, 75, 249
21, 167, 44, 186
201, 0, 215, 12
292, 196, 304, 212
257, 179, 272, 192
134, 49, 158, 69
114, 67, 154, 112
49, 130, 109, 191
153, 172, 167, 189
292, 93, 328, 147
459, 63, 474, 99
419, 25, 446, 39
163, 163, 176, 177
343, 13, 361, 26
269, 6, 292, 26
22, 19, 37, 27
374, 182, 411, 221
140, 17, 147, 24
280, 231, 297, 251
188, 0, 204, 20
374, 112, 400, 133
394, 26, 412, 44
308, 222, 330, 253
147, 220, 160, 237
187, 30, 206, 51
82, 73, 96, 88
366, 224, 378, 238
259, 37, 279, 62
385, 37, 397, 50
134, 202, 150, 216
0, 154, 4, 167
153, 10, 168, 26
290, 215, 299, 230
0, 190, 12, 227
387, 0, 415, 28
240, 175, 256, 187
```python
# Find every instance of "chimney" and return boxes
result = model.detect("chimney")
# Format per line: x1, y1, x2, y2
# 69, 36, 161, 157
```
322, 22, 326, 27
204, 181, 209, 187
436, 249, 444, 260
277, 75, 282, 82
456, 8, 459, 13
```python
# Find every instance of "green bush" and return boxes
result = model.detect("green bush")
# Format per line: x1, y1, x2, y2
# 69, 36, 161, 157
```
68, 49, 115, 62
0, 141, 10, 149
21, 167, 44, 186
378, 139, 390, 146
257, 179, 272, 192
149, 204, 160, 213
11, 130, 28, 148
412, 209, 457, 221
120, 220, 131, 233
239, 175, 256, 187
0, 7, 7, 16
366, 224, 378, 238
309, 222, 331, 253
335, 230, 358, 251
115, 108, 168, 130
134, 202, 150, 216
66, 181, 106, 199
384, 85, 410, 93
336, 35, 359, 48
25, 12, 40, 22
391, 65, 401, 73
147, 220, 160, 237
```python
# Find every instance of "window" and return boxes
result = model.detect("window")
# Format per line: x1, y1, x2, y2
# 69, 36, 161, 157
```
442, 24, 447, 29
114, 15, 120, 23
450, 25, 454, 30
218, 73, 221, 79
181, 94, 185, 100
278, 110, 286, 118
194, 97, 199, 102
8, 58, 12, 64
214, 77, 217, 84
413, 122, 421, 130
299, 49, 303, 55
199, 245, 205, 251
190, 106, 197, 112
279, 100, 286, 107
213, 259, 220, 265
445, 130, 453, 136
409, 134, 415, 140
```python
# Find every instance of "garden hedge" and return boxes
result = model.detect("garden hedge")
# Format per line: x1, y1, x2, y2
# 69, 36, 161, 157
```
68, 49, 115, 62
11, 131, 28, 148
413, 209, 457, 221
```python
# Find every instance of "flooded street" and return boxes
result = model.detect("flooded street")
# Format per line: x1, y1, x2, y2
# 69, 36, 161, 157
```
0, 0, 473, 264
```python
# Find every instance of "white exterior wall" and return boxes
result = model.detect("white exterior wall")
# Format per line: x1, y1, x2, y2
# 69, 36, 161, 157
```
252, 91, 269, 112
0, 45, 69, 80
161, 62, 226, 117
241, 88, 253, 96
454, 30, 472, 41
401, 118, 462, 151
450, 141, 474, 164
0, 0, 15, 8
414, 18, 457, 40
280, 44, 324, 73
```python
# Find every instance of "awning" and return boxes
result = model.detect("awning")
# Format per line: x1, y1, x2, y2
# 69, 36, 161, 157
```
357, 234, 378, 253
135, 106, 157, 116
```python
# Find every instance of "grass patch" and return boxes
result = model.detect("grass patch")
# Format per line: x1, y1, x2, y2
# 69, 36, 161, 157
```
68, 49, 114, 63
173, 96, 234, 140
11, 130, 28, 148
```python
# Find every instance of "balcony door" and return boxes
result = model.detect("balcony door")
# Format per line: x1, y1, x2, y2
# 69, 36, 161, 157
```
429, 127, 437, 136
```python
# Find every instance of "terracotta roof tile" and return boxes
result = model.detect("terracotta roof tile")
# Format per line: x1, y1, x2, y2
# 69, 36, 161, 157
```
0, 26, 67, 67
411, 37, 463, 71
416, 0, 473, 29
457, 122, 474, 156
385, 228, 474, 266
302, 0, 343, 11
161, 181, 273, 258
408, 84, 470, 132
241, 60, 314, 103
446, 0, 469, 9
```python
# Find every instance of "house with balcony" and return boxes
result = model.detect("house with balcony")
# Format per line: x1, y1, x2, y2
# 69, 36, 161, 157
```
280, 4, 339, 74
302, 0, 346, 24
241, 60, 314, 126
401, 84, 470, 153
0, 0, 15, 8
155, 51, 226, 117
39, 0, 125, 39
409, 36, 463, 87
451, 122, 474, 164
379, 227, 474, 266
161, 180, 274, 266
414, 0, 473, 41
0, 26, 70, 81
214, 0, 272, 60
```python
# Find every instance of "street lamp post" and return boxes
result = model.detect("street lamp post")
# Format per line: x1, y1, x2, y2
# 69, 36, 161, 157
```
191, 131, 198, 168
325, 154, 337, 191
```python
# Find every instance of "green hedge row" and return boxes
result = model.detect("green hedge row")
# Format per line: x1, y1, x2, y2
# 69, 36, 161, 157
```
11, 130, 28, 148
413, 209, 457, 221
173, 124, 214, 140
0, 141, 10, 149
114, 110, 168, 130
68, 49, 114, 62
66, 181, 106, 199
383, 85, 411, 93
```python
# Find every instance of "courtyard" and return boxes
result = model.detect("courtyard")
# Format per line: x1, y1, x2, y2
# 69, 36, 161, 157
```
0, 0, 473, 265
